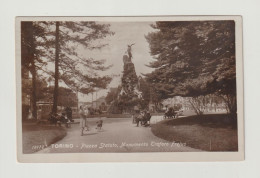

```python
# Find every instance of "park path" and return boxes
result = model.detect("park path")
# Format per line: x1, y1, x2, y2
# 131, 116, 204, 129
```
37, 116, 201, 153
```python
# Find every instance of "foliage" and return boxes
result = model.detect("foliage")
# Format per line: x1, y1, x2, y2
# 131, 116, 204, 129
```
30, 21, 114, 113
21, 21, 114, 115
21, 22, 49, 119
145, 21, 236, 115
188, 96, 208, 115
43, 21, 114, 93
21, 22, 48, 71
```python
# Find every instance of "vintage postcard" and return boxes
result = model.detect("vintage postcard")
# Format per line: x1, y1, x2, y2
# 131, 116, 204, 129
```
16, 16, 244, 162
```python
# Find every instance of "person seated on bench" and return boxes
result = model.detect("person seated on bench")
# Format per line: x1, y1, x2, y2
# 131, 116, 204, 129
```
60, 112, 70, 128
48, 112, 57, 125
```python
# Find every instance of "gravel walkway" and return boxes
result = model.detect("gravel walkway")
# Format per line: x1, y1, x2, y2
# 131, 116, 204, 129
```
37, 116, 201, 153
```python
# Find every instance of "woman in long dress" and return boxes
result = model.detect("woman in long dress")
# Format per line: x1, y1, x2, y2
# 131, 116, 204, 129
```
79, 106, 89, 136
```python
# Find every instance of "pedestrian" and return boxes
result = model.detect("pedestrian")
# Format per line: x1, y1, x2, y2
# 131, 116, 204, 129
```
56, 113, 62, 127
96, 117, 103, 131
65, 106, 73, 122
61, 112, 70, 128
37, 108, 42, 120
79, 106, 89, 136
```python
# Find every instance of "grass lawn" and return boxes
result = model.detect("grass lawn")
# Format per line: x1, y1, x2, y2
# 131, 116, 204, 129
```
22, 124, 67, 154
151, 114, 238, 151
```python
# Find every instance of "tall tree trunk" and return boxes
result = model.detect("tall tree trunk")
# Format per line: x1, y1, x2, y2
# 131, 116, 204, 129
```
24, 22, 38, 119
52, 22, 60, 114
30, 60, 38, 119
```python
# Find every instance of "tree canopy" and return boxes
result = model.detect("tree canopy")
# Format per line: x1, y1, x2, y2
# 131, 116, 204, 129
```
145, 21, 236, 114
21, 21, 114, 115
41, 21, 114, 93
145, 21, 236, 96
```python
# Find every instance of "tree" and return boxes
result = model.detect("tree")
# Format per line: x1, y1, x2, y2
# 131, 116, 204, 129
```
137, 77, 150, 109
36, 84, 78, 108
21, 21, 48, 119
52, 22, 60, 113
43, 21, 114, 113
145, 21, 236, 116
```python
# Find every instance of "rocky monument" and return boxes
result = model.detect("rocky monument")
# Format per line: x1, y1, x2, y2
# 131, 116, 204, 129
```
107, 44, 143, 114
120, 44, 142, 96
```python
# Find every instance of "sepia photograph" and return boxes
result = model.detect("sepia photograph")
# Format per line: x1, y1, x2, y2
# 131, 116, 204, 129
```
16, 16, 244, 162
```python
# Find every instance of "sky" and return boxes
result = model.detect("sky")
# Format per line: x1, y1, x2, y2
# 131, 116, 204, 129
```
77, 22, 157, 102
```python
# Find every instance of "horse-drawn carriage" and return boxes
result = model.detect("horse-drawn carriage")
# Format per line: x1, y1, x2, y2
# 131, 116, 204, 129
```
132, 110, 151, 127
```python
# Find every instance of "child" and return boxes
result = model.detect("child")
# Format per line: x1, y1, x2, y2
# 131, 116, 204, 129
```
96, 118, 103, 131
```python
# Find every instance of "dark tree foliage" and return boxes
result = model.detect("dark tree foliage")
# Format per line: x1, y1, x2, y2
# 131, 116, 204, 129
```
145, 21, 236, 116
21, 21, 48, 119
